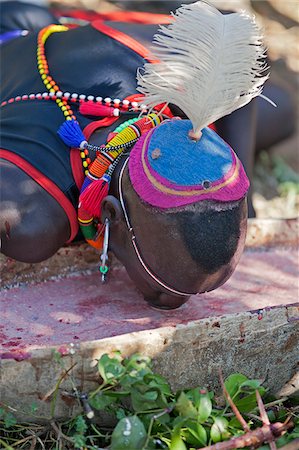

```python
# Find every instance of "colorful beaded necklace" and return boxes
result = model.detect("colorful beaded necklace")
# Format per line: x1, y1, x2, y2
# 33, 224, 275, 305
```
36, 24, 151, 175
36, 25, 166, 251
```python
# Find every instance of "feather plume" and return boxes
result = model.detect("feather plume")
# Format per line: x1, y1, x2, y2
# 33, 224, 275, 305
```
137, 1, 269, 134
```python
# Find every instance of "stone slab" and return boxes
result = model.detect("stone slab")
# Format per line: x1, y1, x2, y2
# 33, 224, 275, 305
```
0, 304, 298, 421
0, 246, 298, 357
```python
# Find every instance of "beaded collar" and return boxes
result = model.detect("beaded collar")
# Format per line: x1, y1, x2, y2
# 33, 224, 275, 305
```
35, 24, 153, 174
34, 25, 169, 252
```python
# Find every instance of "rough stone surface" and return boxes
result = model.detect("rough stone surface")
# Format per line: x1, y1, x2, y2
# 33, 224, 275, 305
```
0, 305, 298, 421
0, 246, 298, 353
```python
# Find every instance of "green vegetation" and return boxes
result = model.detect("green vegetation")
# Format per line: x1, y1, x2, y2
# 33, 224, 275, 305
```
0, 351, 298, 449
253, 152, 299, 218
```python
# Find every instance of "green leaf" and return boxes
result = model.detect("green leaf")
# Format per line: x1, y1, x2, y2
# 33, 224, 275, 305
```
266, 409, 276, 423
72, 433, 86, 449
228, 416, 245, 430
234, 387, 266, 413
145, 373, 172, 397
224, 373, 248, 398
239, 379, 263, 393
120, 356, 153, 388
184, 388, 212, 423
74, 415, 87, 434
173, 416, 189, 428
4, 412, 17, 429
210, 417, 230, 443
116, 408, 126, 420
120, 372, 145, 387
124, 354, 151, 370
181, 422, 207, 447
143, 390, 159, 401
97, 353, 125, 384
155, 413, 171, 425
131, 386, 166, 412
110, 415, 147, 450
89, 392, 117, 410
197, 392, 212, 423
169, 431, 187, 450
224, 374, 266, 413
175, 392, 197, 419
124, 355, 152, 376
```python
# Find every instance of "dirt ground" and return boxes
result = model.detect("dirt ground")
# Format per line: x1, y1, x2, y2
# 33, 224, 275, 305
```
51, 0, 299, 218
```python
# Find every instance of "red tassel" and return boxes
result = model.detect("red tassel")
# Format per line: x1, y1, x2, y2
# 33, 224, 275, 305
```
79, 102, 116, 117
79, 175, 110, 218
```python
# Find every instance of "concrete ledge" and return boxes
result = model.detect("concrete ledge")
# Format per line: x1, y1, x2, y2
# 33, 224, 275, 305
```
1, 304, 298, 421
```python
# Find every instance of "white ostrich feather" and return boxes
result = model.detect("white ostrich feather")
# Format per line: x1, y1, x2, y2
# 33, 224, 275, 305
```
137, 1, 269, 134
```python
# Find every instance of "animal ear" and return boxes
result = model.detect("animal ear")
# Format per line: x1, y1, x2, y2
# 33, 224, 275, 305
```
101, 195, 123, 224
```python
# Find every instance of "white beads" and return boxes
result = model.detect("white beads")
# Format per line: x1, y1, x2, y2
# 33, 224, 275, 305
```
1, 90, 148, 117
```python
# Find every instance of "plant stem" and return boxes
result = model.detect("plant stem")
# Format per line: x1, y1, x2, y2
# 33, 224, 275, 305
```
90, 423, 107, 438
142, 416, 155, 450
89, 382, 107, 399
0, 438, 14, 449
50, 363, 77, 418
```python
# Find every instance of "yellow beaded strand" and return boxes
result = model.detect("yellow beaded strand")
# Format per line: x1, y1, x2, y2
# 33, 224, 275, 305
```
37, 25, 89, 171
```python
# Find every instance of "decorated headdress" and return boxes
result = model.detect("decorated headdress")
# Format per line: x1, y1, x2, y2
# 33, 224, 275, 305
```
129, 1, 268, 208
75, 1, 268, 279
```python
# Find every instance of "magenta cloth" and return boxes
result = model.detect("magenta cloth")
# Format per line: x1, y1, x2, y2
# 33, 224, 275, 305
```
129, 121, 250, 209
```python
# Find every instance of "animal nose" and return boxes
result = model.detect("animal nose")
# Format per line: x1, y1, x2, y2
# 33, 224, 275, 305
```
145, 292, 190, 310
